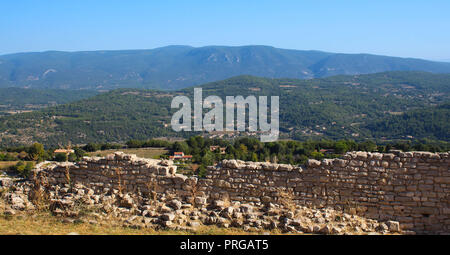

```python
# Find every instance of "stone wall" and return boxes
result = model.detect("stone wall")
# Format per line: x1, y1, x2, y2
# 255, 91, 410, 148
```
34, 151, 450, 234
35, 152, 197, 200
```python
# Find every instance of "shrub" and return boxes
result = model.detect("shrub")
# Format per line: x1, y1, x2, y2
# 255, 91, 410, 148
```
83, 143, 101, 152
197, 165, 207, 178
9, 161, 33, 178
54, 153, 68, 162
68, 153, 78, 162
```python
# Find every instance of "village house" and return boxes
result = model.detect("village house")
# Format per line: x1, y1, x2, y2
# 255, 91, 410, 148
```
169, 152, 193, 161
209, 146, 227, 154
319, 149, 336, 155
54, 149, 75, 156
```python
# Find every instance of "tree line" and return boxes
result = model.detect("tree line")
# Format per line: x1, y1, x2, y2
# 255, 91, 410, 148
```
2, 137, 449, 178
121, 136, 450, 177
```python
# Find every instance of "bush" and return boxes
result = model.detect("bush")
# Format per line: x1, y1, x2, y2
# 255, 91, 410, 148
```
197, 165, 207, 178
83, 143, 101, 152
54, 153, 68, 162
126, 140, 144, 148
9, 161, 33, 178
68, 153, 77, 162
0, 153, 16, 161
100, 143, 122, 150
74, 148, 87, 159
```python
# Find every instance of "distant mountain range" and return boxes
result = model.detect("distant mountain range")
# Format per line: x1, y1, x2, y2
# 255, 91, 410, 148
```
1, 45, 450, 90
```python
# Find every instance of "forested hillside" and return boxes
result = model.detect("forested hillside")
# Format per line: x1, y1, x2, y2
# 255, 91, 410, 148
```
0, 71, 448, 147
0, 88, 98, 116
366, 103, 450, 141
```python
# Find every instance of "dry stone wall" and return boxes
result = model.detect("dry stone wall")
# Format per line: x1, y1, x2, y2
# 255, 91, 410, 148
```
35, 152, 197, 201
34, 151, 450, 234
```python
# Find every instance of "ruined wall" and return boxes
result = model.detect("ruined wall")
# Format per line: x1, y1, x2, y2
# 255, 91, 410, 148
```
207, 151, 450, 234
34, 151, 450, 234
36, 152, 198, 200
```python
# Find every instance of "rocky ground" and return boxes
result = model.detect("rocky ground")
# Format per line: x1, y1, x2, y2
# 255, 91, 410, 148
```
0, 175, 408, 235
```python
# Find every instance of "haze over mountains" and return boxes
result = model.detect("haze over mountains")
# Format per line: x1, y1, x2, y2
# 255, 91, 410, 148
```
1, 45, 450, 90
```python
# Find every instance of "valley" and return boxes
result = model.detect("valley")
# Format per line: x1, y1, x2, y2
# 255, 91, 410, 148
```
0, 71, 448, 148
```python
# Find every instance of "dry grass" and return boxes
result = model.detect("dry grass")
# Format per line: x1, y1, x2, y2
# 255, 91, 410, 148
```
0, 161, 36, 171
28, 171, 50, 211
0, 161, 19, 170
278, 189, 297, 213
145, 178, 159, 205
0, 212, 274, 235
221, 193, 231, 208
87, 148, 168, 159
113, 167, 124, 195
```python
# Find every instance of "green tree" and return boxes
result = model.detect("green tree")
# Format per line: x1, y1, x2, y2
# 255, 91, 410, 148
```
83, 143, 100, 152
9, 161, 33, 178
201, 151, 214, 166
28, 143, 46, 161
198, 165, 207, 178
68, 153, 78, 162
74, 148, 87, 160
335, 140, 349, 154
55, 153, 68, 162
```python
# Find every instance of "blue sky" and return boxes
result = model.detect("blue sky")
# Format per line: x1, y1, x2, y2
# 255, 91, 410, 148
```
1, 0, 449, 60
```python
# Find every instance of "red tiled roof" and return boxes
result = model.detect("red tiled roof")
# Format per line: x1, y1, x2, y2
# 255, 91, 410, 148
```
54, 149, 74, 154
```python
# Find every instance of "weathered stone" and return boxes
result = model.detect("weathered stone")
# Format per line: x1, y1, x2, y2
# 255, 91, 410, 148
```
161, 213, 176, 221
119, 195, 134, 208
240, 204, 253, 214
386, 220, 401, 232
0, 178, 13, 188
4, 209, 16, 216
160, 205, 173, 213
168, 200, 182, 210
307, 159, 321, 167
188, 221, 200, 228
194, 197, 207, 206
213, 200, 226, 208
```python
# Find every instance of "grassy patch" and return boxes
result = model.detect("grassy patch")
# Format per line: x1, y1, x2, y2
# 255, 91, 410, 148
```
0, 161, 19, 170
0, 212, 276, 235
